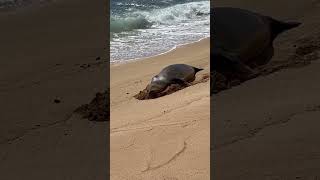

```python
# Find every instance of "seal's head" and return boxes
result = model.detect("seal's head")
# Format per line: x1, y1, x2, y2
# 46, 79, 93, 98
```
147, 75, 169, 97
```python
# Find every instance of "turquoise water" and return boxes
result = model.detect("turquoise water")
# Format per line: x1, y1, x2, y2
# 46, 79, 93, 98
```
110, 0, 210, 63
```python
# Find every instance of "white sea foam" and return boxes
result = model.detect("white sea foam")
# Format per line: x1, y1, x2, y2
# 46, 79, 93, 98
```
110, 0, 210, 62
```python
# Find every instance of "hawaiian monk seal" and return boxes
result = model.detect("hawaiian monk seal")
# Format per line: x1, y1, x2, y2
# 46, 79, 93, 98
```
147, 64, 203, 96
211, 7, 301, 81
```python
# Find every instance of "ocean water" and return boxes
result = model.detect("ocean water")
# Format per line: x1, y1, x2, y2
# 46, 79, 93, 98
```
110, 0, 210, 63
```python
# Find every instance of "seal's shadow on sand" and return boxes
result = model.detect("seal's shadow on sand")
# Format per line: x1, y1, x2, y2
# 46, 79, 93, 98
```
134, 73, 210, 100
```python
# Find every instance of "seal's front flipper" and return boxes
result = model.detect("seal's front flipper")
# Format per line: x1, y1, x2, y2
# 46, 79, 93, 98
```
171, 78, 191, 87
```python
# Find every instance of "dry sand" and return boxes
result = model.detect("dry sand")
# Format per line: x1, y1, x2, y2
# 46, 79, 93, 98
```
0, 0, 109, 179
213, 0, 320, 179
110, 38, 210, 179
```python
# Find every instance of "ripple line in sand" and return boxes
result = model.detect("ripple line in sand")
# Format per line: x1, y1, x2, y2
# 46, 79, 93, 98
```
111, 120, 198, 134
0, 113, 74, 145
141, 141, 187, 173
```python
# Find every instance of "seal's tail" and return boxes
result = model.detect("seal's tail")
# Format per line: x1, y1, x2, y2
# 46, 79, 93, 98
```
193, 67, 204, 73
268, 17, 301, 39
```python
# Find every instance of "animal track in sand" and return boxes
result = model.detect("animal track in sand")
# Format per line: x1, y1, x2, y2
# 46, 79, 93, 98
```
142, 140, 188, 172
119, 137, 136, 150
212, 33, 320, 94
259, 34, 320, 75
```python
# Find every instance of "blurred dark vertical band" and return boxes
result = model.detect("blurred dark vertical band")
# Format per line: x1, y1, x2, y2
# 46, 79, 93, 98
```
106, 0, 110, 178
210, 1, 214, 180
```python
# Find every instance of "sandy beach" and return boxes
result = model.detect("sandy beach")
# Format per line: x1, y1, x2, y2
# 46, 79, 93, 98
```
110, 38, 210, 179
0, 0, 109, 179
213, 0, 320, 179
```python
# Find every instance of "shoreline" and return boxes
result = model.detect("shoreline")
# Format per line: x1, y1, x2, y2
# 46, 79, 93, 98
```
110, 36, 210, 66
